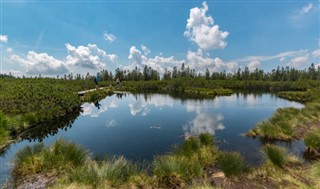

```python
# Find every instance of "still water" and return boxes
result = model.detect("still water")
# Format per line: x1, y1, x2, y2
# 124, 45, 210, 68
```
0, 93, 304, 184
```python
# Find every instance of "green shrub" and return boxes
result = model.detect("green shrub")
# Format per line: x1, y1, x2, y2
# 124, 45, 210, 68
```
263, 144, 287, 167
217, 152, 247, 177
0, 112, 9, 144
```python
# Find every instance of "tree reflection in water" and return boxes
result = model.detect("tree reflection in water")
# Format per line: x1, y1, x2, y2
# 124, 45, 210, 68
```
0, 108, 82, 157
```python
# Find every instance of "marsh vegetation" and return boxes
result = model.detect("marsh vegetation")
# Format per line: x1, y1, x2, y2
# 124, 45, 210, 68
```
1, 63, 320, 188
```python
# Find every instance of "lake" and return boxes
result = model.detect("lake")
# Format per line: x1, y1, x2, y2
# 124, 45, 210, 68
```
0, 92, 304, 184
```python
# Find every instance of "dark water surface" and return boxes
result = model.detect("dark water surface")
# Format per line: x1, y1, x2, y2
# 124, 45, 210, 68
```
0, 93, 304, 184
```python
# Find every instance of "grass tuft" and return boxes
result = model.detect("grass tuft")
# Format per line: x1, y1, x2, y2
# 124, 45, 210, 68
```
304, 130, 320, 152
263, 144, 287, 168
217, 152, 247, 177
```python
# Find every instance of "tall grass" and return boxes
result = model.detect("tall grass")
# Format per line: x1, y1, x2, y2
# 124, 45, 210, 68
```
304, 131, 320, 152
153, 155, 203, 188
13, 139, 89, 180
68, 156, 139, 187
217, 152, 247, 177
312, 162, 320, 178
263, 144, 287, 168
172, 134, 218, 166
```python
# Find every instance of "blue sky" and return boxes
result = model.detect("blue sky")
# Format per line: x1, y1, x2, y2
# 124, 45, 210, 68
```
0, 0, 319, 77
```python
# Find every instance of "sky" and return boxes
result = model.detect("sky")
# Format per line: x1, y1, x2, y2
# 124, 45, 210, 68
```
0, 0, 319, 77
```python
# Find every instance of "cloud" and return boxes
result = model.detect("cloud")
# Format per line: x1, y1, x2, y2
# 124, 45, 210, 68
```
128, 46, 147, 65
290, 3, 315, 23
103, 32, 116, 42
65, 43, 117, 70
0, 35, 8, 43
128, 94, 174, 116
234, 49, 308, 63
247, 60, 261, 72
184, 1, 229, 50
298, 3, 313, 16
82, 100, 118, 117
312, 49, 320, 58
141, 45, 151, 55
186, 49, 238, 73
288, 54, 309, 68
127, 46, 184, 75
183, 112, 224, 136
10, 51, 69, 75
6, 47, 13, 53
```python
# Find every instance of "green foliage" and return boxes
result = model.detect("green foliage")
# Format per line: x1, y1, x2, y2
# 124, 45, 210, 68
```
172, 135, 218, 166
13, 139, 89, 179
13, 143, 46, 176
173, 137, 200, 157
153, 155, 203, 186
199, 133, 214, 146
0, 111, 9, 144
277, 91, 313, 103
217, 152, 247, 177
68, 157, 139, 187
82, 88, 113, 102
263, 144, 287, 168
304, 130, 320, 151
312, 162, 320, 178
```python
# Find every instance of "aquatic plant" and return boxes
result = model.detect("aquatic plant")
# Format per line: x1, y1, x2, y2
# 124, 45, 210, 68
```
217, 152, 247, 177
263, 144, 287, 168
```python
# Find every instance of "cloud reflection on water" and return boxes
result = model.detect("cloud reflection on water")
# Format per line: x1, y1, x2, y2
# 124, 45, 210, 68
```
129, 94, 174, 116
82, 100, 118, 117
183, 112, 225, 136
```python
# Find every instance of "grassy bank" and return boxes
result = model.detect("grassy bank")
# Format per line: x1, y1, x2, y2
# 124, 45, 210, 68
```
9, 134, 320, 189
247, 87, 320, 143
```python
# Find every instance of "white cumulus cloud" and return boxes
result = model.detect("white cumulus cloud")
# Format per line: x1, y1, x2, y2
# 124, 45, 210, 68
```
288, 54, 309, 68
103, 32, 116, 42
65, 43, 117, 70
0, 35, 8, 43
247, 60, 261, 72
127, 46, 184, 75
10, 51, 69, 75
186, 49, 238, 73
141, 45, 151, 55
184, 1, 229, 50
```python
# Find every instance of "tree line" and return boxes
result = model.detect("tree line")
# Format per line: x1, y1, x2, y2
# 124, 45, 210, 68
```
1, 63, 319, 82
